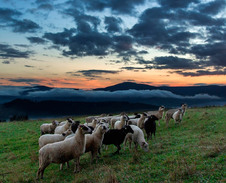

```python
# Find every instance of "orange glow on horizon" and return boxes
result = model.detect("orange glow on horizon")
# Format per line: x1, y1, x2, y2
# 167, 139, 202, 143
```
0, 73, 226, 89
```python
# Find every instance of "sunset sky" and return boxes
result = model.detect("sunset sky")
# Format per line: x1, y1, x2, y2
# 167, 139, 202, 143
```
0, 0, 225, 89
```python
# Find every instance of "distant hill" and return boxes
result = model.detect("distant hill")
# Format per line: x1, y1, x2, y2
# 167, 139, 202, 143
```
94, 82, 155, 91
94, 82, 226, 98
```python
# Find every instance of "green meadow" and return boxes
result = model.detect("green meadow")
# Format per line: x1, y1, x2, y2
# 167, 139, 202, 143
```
0, 106, 225, 183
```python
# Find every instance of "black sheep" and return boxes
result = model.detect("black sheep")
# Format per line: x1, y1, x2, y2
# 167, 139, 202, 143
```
71, 121, 80, 133
102, 125, 134, 154
144, 115, 159, 140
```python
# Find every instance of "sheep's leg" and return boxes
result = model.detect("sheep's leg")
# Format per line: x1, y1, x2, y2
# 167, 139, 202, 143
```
165, 118, 170, 127
113, 144, 121, 154
147, 133, 150, 141
74, 157, 80, 173
67, 161, 70, 168
129, 139, 132, 150
124, 138, 128, 150
37, 162, 49, 180
60, 163, 64, 170
98, 147, 101, 155
134, 142, 138, 151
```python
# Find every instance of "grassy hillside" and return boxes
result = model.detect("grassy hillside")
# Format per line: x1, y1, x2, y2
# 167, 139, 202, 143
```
0, 107, 225, 183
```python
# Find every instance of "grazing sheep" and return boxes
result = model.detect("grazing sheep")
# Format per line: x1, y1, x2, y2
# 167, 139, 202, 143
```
40, 120, 58, 135
114, 115, 129, 130
39, 129, 73, 148
128, 113, 147, 129
102, 125, 134, 154
144, 115, 159, 140
36, 125, 92, 180
146, 106, 165, 126
54, 118, 73, 134
165, 104, 187, 127
85, 124, 107, 163
125, 125, 149, 152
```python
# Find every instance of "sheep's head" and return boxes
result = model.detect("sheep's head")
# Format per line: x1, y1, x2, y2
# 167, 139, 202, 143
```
135, 114, 141, 118
149, 115, 158, 121
160, 106, 165, 111
52, 120, 58, 126
92, 118, 99, 124
99, 124, 108, 133
67, 118, 74, 124
62, 129, 73, 136
71, 121, 80, 133
123, 125, 134, 134
141, 142, 149, 152
79, 125, 92, 134
181, 103, 187, 110
178, 108, 183, 114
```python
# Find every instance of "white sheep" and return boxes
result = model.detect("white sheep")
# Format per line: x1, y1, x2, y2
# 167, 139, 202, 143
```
165, 104, 187, 127
146, 106, 165, 126
124, 125, 149, 152
54, 118, 73, 134
85, 118, 99, 129
114, 115, 128, 130
85, 124, 107, 163
128, 113, 147, 129
36, 125, 92, 180
40, 120, 58, 135
38, 129, 73, 149
172, 108, 183, 124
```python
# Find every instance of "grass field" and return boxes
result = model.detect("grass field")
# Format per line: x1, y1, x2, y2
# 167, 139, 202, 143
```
0, 106, 225, 183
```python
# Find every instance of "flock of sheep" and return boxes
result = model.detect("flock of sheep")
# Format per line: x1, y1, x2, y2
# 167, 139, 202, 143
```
36, 104, 187, 180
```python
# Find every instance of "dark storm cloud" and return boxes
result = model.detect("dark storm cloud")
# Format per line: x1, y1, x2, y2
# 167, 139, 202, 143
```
0, 8, 41, 33
189, 42, 226, 67
0, 8, 21, 22
121, 66, 145, 71
198, 0, 226, 15
104, 16, 122, 33
152, 56, 201, 70
0, 43, 33, 59
174, 69, 226, 77
67, 0, 146, 15
37, 3, 53, 11
8, 78, 42, 83
113, 35, 134, 52
63, 32, 112, 56
74, 69, 120, 78
27, 37, 47, 44
43, 28, 76, 46
157, 0, 199, 9
24, 65, 34, 68
11, 19, 41, 33
2, 60, 10, 64
64, 9, 100, 32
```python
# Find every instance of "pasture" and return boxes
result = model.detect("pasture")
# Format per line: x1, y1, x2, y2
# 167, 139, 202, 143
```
0, 106, 225, 183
